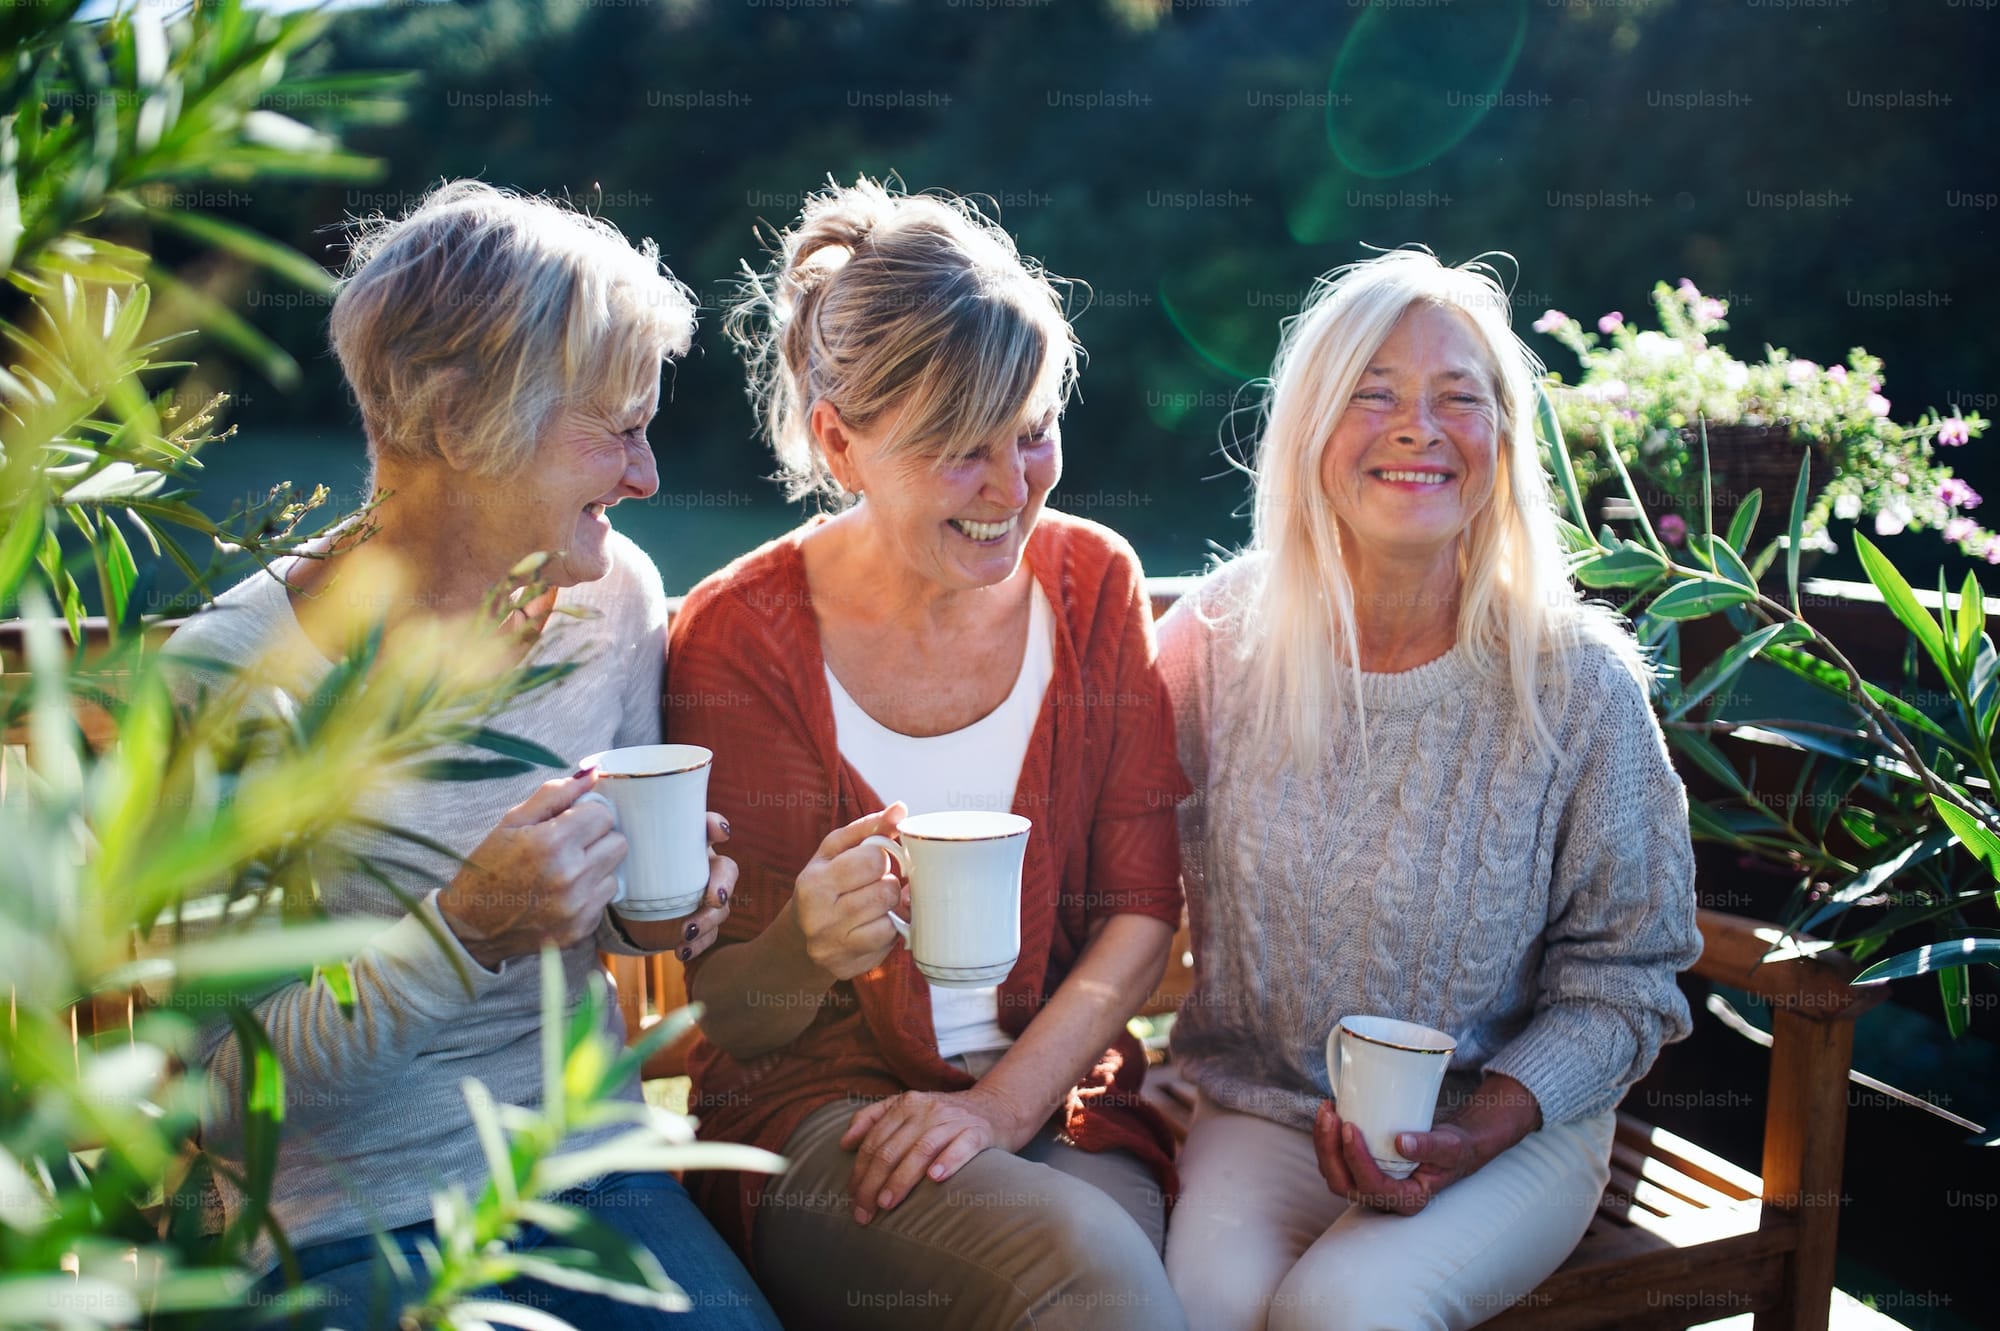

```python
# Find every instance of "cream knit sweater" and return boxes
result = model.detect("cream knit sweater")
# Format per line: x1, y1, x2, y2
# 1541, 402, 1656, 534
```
1159, 556, 1702, 1132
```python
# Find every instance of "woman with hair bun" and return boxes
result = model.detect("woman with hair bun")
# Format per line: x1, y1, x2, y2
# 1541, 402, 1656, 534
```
665, 178, 1189, 1330
1157, 249, 1702, 1330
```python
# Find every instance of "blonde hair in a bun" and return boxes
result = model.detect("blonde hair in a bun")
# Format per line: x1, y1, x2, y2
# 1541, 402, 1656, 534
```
728, 175, 1079, 501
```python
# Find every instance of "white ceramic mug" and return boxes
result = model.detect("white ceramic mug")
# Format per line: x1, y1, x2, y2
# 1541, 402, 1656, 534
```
577, 743, 713, 921
860, 811, 1031, 989
1325, 1014, 1458, 1180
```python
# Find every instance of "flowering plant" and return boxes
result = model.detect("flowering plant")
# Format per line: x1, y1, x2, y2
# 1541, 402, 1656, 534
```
1536, 279, 1991, 559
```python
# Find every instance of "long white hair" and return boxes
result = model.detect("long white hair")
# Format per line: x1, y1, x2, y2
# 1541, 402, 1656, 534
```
1225, 248, 1632, 765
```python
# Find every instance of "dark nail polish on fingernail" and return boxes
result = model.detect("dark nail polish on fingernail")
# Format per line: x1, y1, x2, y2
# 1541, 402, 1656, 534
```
685, 922, 699, 940
717, 888, 730, 905
678, 945, 692, 961
719, 817, 731, 837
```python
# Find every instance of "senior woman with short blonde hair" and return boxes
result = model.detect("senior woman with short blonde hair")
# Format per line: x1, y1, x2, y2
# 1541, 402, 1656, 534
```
169, 181, 779, 1330
1158, 249, 1702, 1331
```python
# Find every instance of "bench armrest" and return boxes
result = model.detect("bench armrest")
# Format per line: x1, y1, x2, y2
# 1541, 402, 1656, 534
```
1690, 908, 1887, 1024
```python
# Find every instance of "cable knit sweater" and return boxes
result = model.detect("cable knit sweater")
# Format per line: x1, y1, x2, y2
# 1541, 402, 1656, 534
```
1158, 556, 1701, 1132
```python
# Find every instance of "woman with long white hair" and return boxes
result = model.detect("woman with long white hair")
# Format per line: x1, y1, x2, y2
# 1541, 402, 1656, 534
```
1158, 249, 1701, 1330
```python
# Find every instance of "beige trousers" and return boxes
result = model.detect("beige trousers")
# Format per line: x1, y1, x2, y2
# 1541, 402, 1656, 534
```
1164, 1092, 1613, 1331
749, 1053, 1185, 1331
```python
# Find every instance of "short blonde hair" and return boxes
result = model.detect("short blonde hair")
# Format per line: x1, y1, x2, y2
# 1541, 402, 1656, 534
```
727, 176, 1079, 501
330, 180, 696, 478
1224, 248, 1634, 763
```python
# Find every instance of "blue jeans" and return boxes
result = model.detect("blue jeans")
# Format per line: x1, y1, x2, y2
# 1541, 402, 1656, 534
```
249, 1171, 779, 1330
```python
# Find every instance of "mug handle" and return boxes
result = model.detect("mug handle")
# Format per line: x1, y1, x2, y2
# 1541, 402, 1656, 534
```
577, 790, 627, 905
1326, 1022, 1344, 1106
857, 833, 911, 940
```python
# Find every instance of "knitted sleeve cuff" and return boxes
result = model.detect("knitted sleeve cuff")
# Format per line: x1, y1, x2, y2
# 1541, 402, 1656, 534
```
375, 889, 511, 1016
1482, 1002, 1638, 1127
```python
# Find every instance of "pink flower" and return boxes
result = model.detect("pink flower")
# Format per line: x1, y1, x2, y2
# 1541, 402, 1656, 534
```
1983, 537, 2000, 565
1866, 393, 1891, 418
1698, 298, 1727, 322
1946, 517, 1979, 543
1939, 478, 1982, 509
1533, 310, 1566, 334
1658, 514, 1687, 546
1598, 312, 1624, 335
1677, 278, 1700, 299
1827, 365, 1848, 384
1939, 416, 1972, 446
1786, 359, 1818, 384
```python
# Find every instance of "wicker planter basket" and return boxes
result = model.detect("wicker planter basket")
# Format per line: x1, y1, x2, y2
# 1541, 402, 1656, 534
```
1596, 423, 1827, 560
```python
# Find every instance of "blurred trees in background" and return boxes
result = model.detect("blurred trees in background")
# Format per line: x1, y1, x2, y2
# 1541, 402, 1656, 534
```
182, 0, 1997, 584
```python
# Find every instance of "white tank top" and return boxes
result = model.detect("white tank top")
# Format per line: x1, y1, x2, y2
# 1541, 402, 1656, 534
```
825, 581, 1055, 1059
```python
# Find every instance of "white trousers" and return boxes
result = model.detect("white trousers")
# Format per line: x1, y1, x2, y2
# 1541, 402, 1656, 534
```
1164, 1093, 1614, 1331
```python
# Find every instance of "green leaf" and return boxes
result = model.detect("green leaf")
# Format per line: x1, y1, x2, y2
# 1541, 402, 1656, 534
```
1647, 577, 1756, 621
157, 917, 385, 986
1572, 542, 1668, 590
1854, 533, 1955, 683
1802, 830, 1954, 933
1957, 570, 1985, 671
1787, 453, 1810, 612
1940, 965, 1970, 1039
1598, 427, 1665, 556
1758, 644, 1967, 757
410, 755, 536, 783
465, 726, 568, 770
100, 512, 138, 625
0, 496, 45, 614
462, 1077, 520, 1210
1700, 534, 1757, 591
316, 960, 356, 1010
1665, 621, 1810, 721
599, 1003, 702, 1100
143, 263, 302, 389
1854, 936, 2000, 983
1726, 488, 1764, 556
1665, 728, 1753, 800
1696, 417, 1714, 545
1537, 382, 1588, 531
222, 1006, 285, 1258
1933, 796, 2000, 880
542, 946, 566, 1139
140, 205, 335, 293
1730, 723, 1918, 779
59, 460, 169, 504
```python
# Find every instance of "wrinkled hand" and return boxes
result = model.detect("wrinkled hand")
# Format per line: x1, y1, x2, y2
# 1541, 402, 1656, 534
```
841, 1087, 1036, 1225
439, 771, 625, 969
792, 803, 908, 983
610, 811, 737, 961
1312, 1100, 1488, 1216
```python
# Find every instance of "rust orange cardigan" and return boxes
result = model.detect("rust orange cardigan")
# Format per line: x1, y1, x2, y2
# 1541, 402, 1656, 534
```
664, 511, 1191, 1260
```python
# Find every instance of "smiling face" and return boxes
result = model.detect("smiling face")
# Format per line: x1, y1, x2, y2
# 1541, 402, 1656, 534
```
1319, 302, 1501, 570
824, 398, 1063, 595
507, 376, 663, 587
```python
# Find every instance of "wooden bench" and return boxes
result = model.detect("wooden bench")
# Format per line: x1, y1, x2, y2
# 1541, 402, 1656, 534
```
9, 595, 1887, 1327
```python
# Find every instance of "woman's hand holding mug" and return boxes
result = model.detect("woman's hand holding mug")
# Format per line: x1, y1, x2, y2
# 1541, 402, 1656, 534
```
791, 802, 909, 982
439, 769, 627, 969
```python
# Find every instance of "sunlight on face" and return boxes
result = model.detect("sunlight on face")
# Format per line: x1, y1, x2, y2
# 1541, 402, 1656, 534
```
1319, 303, 1500, 569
